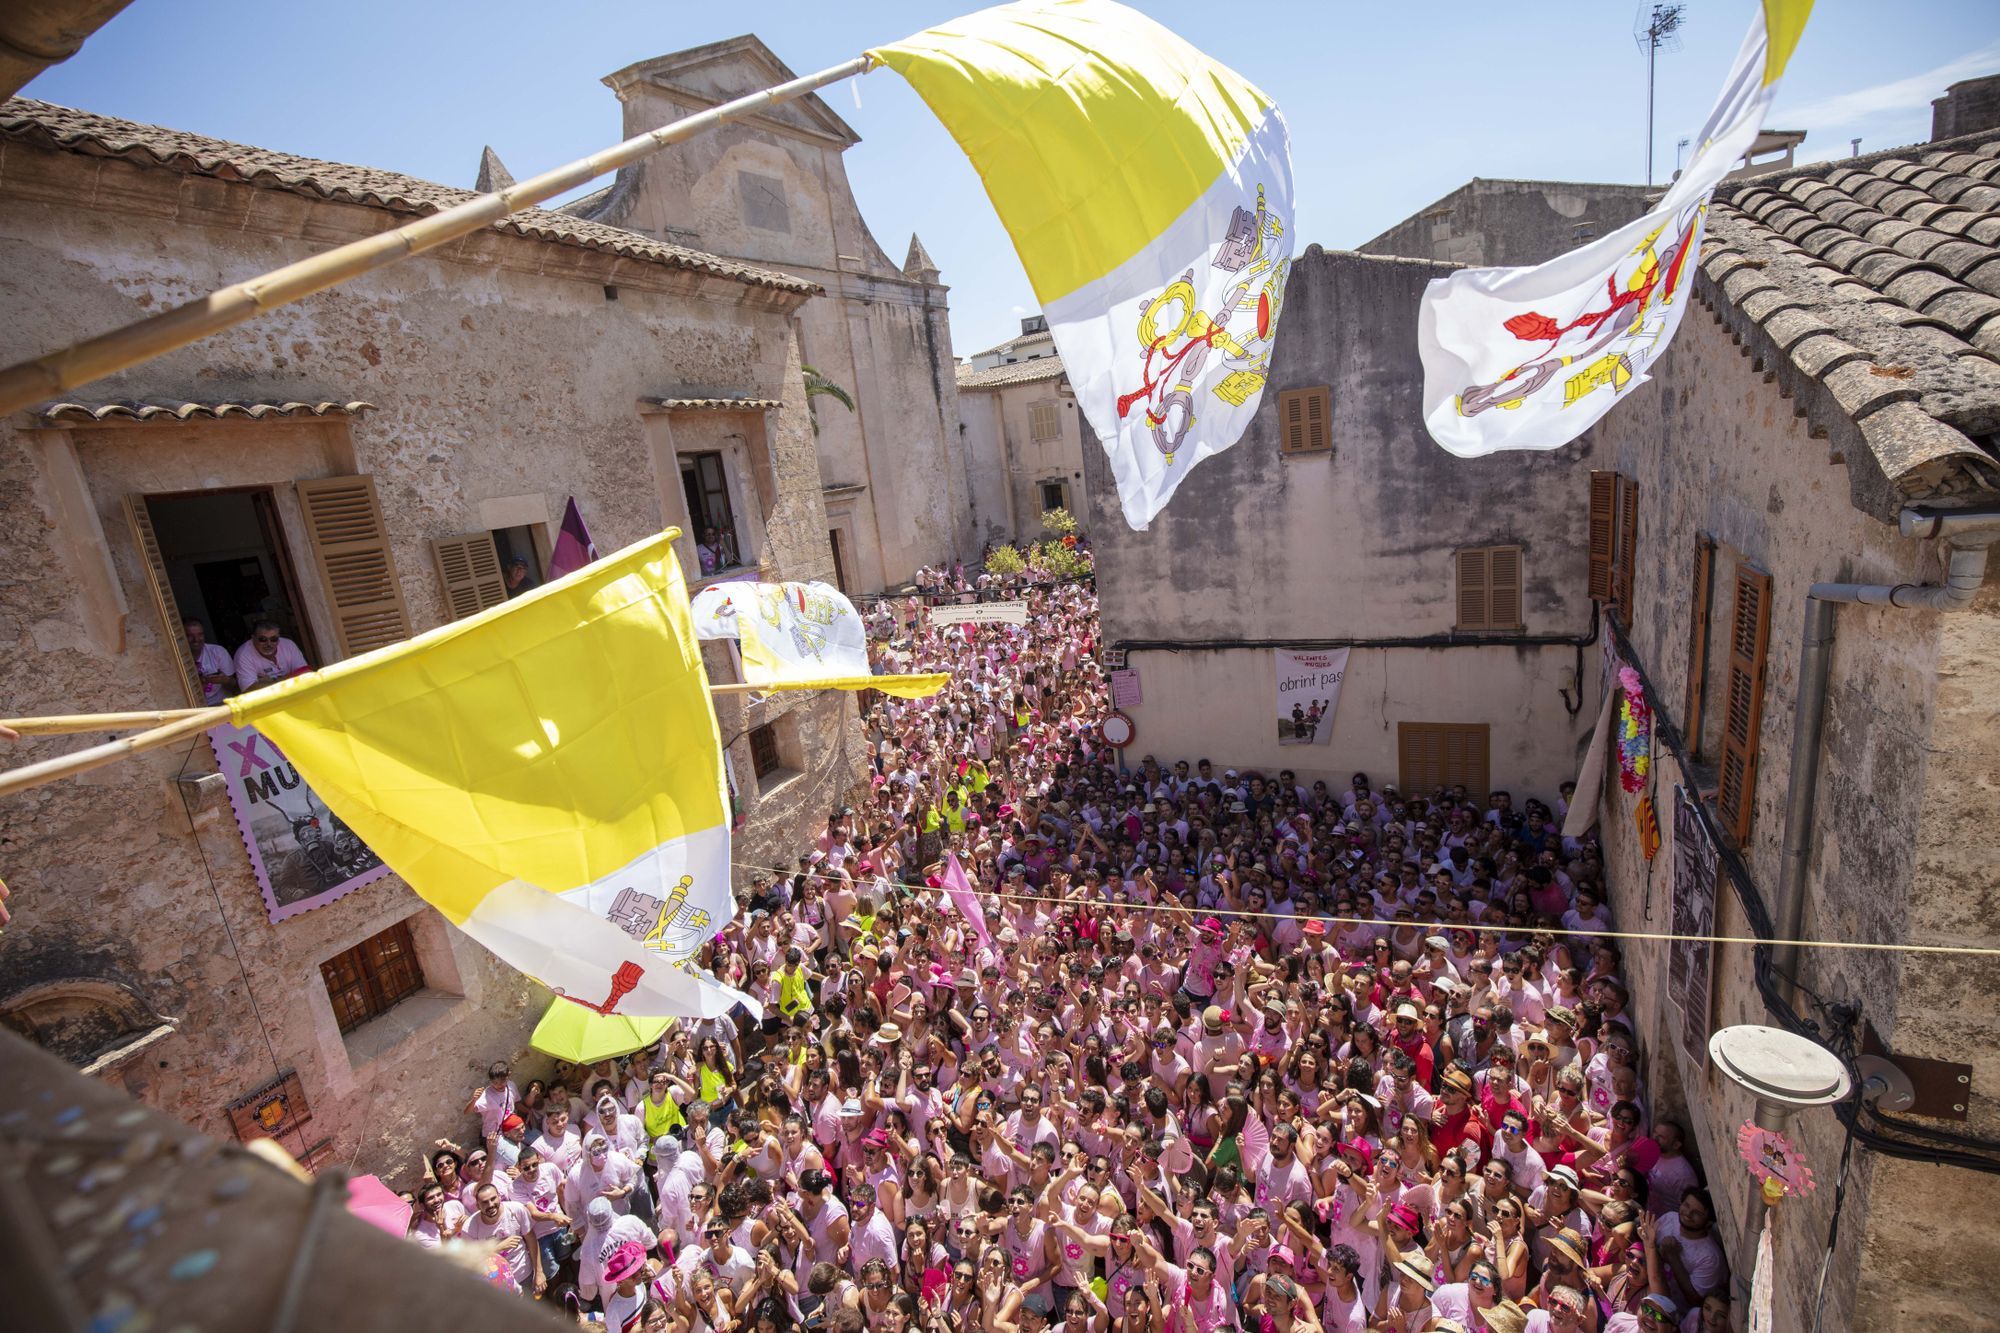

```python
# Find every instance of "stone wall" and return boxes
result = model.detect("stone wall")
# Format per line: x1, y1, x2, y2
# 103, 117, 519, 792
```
1359, 178, 1657, 267
1083, 246, 1599, 798
1933, 74, 2000, 142
0, 134, 859, 1183
958, 375, 1093, 551
1591, 290, 2000, 1330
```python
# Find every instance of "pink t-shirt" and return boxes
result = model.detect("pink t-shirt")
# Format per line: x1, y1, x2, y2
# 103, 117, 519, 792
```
465, 1201, 535, 1290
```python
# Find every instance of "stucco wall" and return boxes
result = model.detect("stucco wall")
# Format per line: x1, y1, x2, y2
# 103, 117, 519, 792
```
1083, 246, 1598, 797
1591, 290, 2000, 1330
1360, 178, 1656, 267
958, 378, 1093, 550
586, 47, 973, 588
0, 140, 859, 1181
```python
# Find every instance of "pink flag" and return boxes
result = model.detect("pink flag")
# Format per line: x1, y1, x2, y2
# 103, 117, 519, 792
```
940, 853, 991, 951
546, 496, 599, 581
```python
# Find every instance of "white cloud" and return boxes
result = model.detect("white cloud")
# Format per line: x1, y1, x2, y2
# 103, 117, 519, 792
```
1776, 43, 2000, 131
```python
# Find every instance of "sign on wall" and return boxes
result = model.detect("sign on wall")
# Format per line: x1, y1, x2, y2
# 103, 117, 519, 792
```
1109, 668, 1143, 708
207, 721, 390, 923
1670, 784, 1720, 1067
226, 1068, 313, 1143
1273, 647, 1350, 746
930, 601, 1029, 626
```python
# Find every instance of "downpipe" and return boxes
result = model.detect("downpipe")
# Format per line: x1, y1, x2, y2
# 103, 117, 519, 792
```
1772, 507, 2000, 1002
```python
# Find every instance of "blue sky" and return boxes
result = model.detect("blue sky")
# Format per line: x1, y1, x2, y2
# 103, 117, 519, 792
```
24, 0, 2000, 358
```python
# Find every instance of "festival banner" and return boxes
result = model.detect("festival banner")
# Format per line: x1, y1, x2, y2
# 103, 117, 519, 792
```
929, 601, 1029, 627
692, 579, 948, 697
871, 0, 1294, 530
1273, 648, 1349, 746
1670, 783, 1720, 1067
207, 720, 389, 922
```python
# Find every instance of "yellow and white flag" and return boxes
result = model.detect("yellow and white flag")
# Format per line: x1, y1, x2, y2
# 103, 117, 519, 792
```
1418, 0, 1812, 456
872, 0, 1293, 530
231, 532, 755, 1019
692, 580, 948, 698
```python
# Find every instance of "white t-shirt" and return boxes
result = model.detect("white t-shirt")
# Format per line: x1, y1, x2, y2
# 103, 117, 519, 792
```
409, 1200, 467, 1249
1654, 1213, 1727, 1297
233, 636, 308, 691
194, 642, 235, 703
464, 1201, 535, 1290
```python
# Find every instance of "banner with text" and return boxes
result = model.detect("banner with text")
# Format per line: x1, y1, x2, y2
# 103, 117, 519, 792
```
1274, 647, 1349, 746
208, 721, 389, 923
929, 601, 1029, 626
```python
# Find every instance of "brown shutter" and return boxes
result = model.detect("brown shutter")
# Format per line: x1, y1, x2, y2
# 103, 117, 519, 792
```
1399, 722, 1445, 793
1278, 387, 1331, 454
430, 533, 508, 621
1684, 534, 1716, 758
1717, 564, 1773, 846
296, 475, 410, 658
1615, 476, 1640, 621
1443, 724, 1492, 801
123, 495, 205, 707
1588, 470, 1617, 601
1400, 722, 1490, 796
1488, 546, 1523, 629
1457, 548, 1490, 629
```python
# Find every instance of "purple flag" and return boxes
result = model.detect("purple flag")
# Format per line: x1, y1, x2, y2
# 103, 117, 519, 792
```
940, 853, 991, 951
546, 496, 599, 580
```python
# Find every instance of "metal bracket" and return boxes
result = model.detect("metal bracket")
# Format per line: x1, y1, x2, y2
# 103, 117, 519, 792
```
1862, 1025, 1972, 1121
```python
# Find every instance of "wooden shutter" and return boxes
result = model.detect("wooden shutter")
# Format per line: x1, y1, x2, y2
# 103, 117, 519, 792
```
1684, 534, 1716, 758
1587, 470, 1617, 601
1399, 722, 1446, 793
1615, 477, 1640, 621
1717, 564, 1773, 846
1457, 548, 1490, 629
430, 533, 507, 621
1488, 546, 1522, 629
123, 496, 206, 707
1278, 386, 1331, 455
1442, 724, 1492, 801
1399, 722, 1490, 797
296, 476, 410, 658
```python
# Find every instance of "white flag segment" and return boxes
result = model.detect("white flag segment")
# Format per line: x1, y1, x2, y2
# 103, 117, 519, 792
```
691, 580, 947, 698
1418, 0, 1813, 458
869, 0, 1295, 531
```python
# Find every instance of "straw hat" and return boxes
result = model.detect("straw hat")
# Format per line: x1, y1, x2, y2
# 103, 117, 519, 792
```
1391, 1256, 1434, 1293
1547, 1227, 1591, 1271
1480, 1302, 1529, 1333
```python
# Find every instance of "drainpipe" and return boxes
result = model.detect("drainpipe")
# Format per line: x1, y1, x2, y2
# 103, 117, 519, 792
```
1773, 505, 2000, 1002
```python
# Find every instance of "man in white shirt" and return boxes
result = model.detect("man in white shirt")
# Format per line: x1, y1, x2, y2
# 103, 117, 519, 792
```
531, 1107, 583, 1177
233, 621, 309, 692
1652, 1188, 1728, 1308
464, 1181, 542, 1294
183, 619, 236, 703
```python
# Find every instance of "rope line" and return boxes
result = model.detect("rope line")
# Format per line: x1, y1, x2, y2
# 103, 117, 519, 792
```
723, 859, 2000, 960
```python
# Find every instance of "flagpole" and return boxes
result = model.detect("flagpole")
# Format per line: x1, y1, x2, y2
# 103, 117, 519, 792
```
0, 54, 875, 417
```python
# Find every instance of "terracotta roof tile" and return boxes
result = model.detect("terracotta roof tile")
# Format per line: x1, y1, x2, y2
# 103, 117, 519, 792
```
955, 356, 1068, 390
1702, 127, 2000, 515
0, 99, 818, 296
34, 399, 372, 424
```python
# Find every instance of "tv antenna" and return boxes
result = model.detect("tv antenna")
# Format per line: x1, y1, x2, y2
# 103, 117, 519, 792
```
1636, 3, 1688, 186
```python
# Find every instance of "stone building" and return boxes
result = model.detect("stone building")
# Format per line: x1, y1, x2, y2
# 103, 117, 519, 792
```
560, 35, 973, 593
0, 97, 862, 1178
957, 318, 1093, 549
1081, 246, 1600, 798
1585, 128, 2000, 1330
1359, 177, 1656, 267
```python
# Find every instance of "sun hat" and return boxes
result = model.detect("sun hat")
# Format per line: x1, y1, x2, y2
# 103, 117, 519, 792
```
1547, 1228, 1591, 1270
1201, 1006, 1226, 1033
1270, 1244, 1297, 1269
839, 1097, 864, 1116
1640, 1294, 1681, 1319
1391, 1256, 1434, 1293
1387, 1202, 1421, 1233
863, 1128, 891, 1149
1338, 1139, 1374, 1171
1548, 1164, 1581, 1190
602, 1240, 647, 1284
1481, 1304, 1529, 1333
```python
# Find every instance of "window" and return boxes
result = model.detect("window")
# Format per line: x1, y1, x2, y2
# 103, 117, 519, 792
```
1456, 546, 1522, 631
1277, 385, 1331, 455
127, 486, 337, 706
1398, 722, 1491, 800
319, 919, 425, 1034
1716, 563, 1773, 847
828, 528, 849, 593
1040, 480, 1070, 514
1588, 470, 1640, 625
1683, 534, 1717, 760
431, 525, 546, 621
1028, 400, 1061, 442
682, 452, 747, 576
749, 723, 781, 779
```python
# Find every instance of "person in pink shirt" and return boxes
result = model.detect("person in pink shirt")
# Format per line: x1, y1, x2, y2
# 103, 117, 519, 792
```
464, 1181, 541, 1295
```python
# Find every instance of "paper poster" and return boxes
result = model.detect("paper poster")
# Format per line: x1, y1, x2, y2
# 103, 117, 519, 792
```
930, 601, 1029, 626
1109, 668, 1143, 708
207, 720, 389, 922
1670, 783, 1719, 1066
1274, 648, 1349, 746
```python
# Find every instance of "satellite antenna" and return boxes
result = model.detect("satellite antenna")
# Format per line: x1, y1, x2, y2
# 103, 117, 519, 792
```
1635, 3, 1688, 186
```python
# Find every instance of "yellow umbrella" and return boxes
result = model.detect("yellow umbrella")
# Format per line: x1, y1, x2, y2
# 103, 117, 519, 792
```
528, 998, 673, 1066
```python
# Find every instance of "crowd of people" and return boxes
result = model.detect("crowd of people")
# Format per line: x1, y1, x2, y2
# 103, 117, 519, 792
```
413, 570, 1731, 1333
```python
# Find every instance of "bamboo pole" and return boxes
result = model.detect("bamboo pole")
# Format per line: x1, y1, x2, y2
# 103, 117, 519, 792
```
0, 55, 874, 417
2, 709, 210, 736
0, 705, 229, 798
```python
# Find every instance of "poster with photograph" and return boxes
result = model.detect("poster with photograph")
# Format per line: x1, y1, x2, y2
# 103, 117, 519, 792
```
1274, 647, 1349, 746
207, 720, 389, 922
1670, 784, 1719, 1067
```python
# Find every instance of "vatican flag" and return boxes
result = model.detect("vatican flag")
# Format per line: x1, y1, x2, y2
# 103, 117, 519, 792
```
1418, 0, 1813, 457
691, 580, 948, 698
229, 531, 755, 1019
871, 0, 1293, 530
